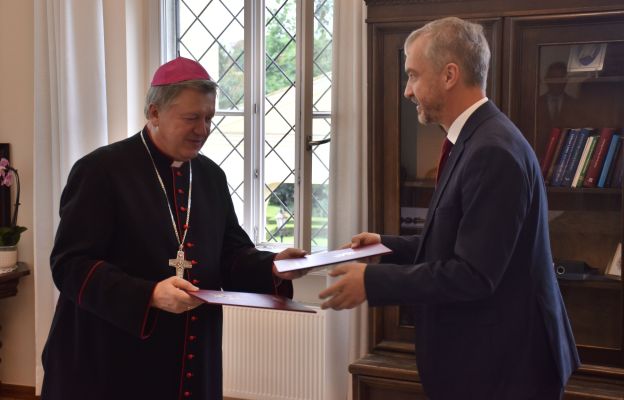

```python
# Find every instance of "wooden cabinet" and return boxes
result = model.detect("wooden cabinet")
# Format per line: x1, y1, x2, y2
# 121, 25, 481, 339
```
508, 14, 624, 370
354, 1, 624, 398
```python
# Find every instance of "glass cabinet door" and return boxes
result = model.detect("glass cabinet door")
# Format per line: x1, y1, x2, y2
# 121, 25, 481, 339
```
508, 14, 624, 367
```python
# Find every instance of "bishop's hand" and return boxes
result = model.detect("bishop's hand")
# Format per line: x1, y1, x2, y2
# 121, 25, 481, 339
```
272, 247, 308, 280
150, 276, 202, 314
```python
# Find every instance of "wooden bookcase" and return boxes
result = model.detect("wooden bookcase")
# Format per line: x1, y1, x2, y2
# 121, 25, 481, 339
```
353, 1, 624, 398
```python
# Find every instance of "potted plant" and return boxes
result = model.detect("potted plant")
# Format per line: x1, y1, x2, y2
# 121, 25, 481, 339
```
0, 157, 26, 272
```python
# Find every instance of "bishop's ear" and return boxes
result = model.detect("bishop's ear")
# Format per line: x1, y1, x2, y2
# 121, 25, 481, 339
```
147, 104, 160, 126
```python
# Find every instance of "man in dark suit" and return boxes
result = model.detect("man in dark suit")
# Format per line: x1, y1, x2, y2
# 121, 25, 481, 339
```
319, 17, 579, 399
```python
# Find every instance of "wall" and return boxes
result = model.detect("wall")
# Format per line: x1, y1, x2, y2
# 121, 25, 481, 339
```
0, 0, 36, 388
0, 0, 153, 388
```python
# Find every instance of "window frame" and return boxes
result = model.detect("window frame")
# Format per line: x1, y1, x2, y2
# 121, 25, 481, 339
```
161, 0, 330, 253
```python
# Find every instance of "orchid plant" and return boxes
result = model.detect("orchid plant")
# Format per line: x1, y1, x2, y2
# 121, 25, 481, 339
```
0, 158, 27, 246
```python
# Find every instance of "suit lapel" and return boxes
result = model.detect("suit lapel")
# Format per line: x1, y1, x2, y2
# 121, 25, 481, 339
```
414, 101, 500, 262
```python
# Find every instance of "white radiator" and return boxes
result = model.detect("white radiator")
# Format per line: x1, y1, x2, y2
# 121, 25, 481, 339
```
222, 306, 326, 400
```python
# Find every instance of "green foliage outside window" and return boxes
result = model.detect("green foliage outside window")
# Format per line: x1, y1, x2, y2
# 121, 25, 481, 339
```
216, 0, 333, 110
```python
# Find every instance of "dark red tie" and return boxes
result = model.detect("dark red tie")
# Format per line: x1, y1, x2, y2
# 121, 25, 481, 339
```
436, 138, 454, 184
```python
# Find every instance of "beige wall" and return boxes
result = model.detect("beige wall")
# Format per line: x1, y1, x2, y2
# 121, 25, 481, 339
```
0, 0, 36, 388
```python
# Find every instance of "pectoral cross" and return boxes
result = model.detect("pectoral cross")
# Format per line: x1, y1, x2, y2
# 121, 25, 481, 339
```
169, 250, 192, 278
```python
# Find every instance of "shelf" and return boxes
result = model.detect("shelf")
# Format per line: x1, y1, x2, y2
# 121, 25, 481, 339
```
350, 353, 419, 383
547, 187, 621, 195
0, 262, 29, 299
547, 187, 621, 211
400, 183, 622, 211
401, 182, 434, 208
544, 75, 624, 84
557, 277, 621, 290
403, 183, 621, 194
402, 180, 435, 188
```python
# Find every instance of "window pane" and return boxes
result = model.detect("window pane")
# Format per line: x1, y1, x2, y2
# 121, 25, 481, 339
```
178, 0, 246, 224
311, 117, 331, 251
179, 1, 245, 111
264, 0, 297, 245
313, 0, 333, 113
310, 0, 333, 251
201, 115, 245, 221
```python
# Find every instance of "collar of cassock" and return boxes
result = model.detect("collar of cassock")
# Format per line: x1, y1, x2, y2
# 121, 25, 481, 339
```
141, 127, 191, 211
142, 127, 189, 172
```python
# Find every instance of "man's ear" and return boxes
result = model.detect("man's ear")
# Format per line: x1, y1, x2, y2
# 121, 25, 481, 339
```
443, 63, 460, 89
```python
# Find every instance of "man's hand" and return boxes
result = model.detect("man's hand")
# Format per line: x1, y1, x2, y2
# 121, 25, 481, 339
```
319, 262, 367, 310
150, 276, 203, 313
349, 232, 381, 248
272, 247, 308, 280
338, 232, 382, 263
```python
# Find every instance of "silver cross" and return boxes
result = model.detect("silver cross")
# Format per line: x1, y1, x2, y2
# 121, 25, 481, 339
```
169, 250, 192, 278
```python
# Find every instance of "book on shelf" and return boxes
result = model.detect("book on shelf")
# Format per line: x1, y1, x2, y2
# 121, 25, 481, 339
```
609, 139, 624, 188
545, 128, 570, 184
541, 127, 563, 180
605, 243, 622, 278
551, 128, 579, 186
572, 135, 597, 188
583, 127, 616, 188
561, 127, 592, 187
597, 134, 621, 188
605, 136, 623, 187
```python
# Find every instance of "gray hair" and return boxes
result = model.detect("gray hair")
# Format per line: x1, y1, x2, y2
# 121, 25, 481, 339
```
143, 79, 218, 118
404, 17, 490, 90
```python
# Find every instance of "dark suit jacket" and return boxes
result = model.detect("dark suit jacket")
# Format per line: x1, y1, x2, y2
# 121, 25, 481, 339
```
365, 101, 579, 399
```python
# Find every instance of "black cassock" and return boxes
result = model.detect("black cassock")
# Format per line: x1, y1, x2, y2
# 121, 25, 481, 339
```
41, 129, 292, 400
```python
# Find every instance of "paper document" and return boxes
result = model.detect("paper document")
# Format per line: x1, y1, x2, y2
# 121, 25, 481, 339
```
274, 243, 392, 273
189, 290, 315, 313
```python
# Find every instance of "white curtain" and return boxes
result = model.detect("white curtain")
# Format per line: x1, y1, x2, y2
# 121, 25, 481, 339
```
326, 1, 368, 399
33, 0, 158, 392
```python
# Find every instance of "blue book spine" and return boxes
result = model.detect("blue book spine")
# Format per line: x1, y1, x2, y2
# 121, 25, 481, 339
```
611, 138, 624, 188
551, 128, 579, 187
605, 137, 623, 187
562, 128, 591, 187
598, 134, 622, 188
